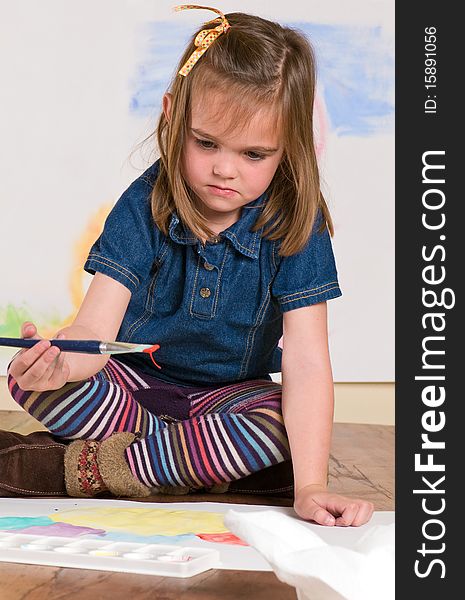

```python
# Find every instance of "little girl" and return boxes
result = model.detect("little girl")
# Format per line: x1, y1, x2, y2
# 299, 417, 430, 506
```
4, 5, 373, 527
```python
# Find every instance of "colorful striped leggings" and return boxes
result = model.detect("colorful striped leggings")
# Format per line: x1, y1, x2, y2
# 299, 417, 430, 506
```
8, 359, 290, 489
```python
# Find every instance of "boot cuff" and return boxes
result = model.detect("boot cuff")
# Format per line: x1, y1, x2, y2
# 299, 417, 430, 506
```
97, 432, 151, 498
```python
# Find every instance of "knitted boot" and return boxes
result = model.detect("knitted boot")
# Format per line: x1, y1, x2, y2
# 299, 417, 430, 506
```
0, 430, 68, 497
64, 432, 190, 498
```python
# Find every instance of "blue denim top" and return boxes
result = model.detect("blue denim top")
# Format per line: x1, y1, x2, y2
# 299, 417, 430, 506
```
84, 160, 342, 386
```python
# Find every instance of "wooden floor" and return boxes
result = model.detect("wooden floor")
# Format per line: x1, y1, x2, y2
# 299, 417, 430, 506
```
0, 410, 394, 599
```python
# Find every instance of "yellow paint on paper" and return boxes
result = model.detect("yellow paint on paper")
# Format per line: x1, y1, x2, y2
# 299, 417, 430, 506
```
49, 507, 229, 536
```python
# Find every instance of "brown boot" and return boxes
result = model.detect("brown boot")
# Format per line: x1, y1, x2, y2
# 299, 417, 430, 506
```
228, 460, 294, 499
0, 430, 68, 497
201, 461, 294, 499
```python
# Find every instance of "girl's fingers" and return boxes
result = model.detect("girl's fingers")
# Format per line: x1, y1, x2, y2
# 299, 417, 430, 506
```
28, 332, 64, 380
13, 322, 43, 360
349, 502, 375, 527
47, 352, 68, 387
9, 327, 68, 392
21, 321, 42, 340
43, 350, 62, 380
334, 503, 360, 527
9, 339, 51, 378
334, 501, 375, 527
20, 347, 64, 390
311, 507, 336, 526
24, 345, 60, 383
21, 322, 34, 336
45, 334, 70, 388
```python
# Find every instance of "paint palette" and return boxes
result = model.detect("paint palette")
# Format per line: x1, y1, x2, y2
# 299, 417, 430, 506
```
0, 531, 220, 577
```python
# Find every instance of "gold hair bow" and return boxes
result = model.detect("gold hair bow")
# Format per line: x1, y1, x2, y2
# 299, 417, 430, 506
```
174, 5, 231, 77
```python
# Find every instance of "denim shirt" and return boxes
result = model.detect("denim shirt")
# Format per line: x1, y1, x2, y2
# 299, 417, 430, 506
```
84, 160, 342, 386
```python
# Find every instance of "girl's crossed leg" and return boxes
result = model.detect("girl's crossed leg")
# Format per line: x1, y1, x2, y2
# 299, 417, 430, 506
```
8, 359, 290, 489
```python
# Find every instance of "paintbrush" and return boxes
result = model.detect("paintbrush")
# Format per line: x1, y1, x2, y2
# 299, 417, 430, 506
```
0, 337, 161, 368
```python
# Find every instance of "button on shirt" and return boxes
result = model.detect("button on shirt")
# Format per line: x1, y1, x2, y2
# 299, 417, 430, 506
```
84, 160, 342, 386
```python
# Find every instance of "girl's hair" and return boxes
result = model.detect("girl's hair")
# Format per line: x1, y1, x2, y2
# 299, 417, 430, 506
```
150, 11, 334, 256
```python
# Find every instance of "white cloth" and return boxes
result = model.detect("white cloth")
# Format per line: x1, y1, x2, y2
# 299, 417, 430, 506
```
224, 510, 394, 600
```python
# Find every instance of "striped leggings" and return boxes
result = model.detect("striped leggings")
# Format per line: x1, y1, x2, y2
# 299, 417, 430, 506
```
7, 359, 290, 489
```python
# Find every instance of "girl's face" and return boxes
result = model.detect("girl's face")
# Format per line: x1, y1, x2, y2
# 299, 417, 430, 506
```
164, 91, 284, 232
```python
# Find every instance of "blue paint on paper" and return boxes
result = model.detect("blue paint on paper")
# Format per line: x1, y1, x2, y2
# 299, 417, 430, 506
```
102, 531, 197, 544
0, 517, 198, 545
0, 516, 54, 530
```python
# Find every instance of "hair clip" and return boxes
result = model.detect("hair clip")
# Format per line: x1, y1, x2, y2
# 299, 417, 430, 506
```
174, 5, 231, 76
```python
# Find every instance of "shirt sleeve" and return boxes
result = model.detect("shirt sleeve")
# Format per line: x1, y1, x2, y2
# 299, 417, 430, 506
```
271, 210, 342, 312
84, 163, 160, 293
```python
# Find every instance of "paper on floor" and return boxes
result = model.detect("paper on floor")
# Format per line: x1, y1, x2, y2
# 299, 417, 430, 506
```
224, 509, 394, 600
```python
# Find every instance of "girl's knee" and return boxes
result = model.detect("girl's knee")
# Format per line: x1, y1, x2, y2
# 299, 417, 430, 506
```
7, 372, 25, 407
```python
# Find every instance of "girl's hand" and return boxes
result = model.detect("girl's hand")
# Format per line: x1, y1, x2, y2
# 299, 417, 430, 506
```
7, 321, 70, 392
294, 484, 375, 527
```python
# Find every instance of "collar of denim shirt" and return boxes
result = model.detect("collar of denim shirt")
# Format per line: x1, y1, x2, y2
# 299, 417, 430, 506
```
168, 193, 268, 259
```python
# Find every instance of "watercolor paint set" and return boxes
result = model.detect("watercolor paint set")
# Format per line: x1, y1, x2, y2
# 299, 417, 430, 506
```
0, 531, 220, 577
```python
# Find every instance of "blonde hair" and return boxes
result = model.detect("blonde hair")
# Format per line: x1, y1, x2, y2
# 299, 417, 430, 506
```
149, 12, 334, 256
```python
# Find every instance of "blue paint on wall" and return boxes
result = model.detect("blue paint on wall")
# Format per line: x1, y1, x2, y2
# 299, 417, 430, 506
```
292, 23, 394, 136
129, 20, 394, 137
129, 22, 189, 117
